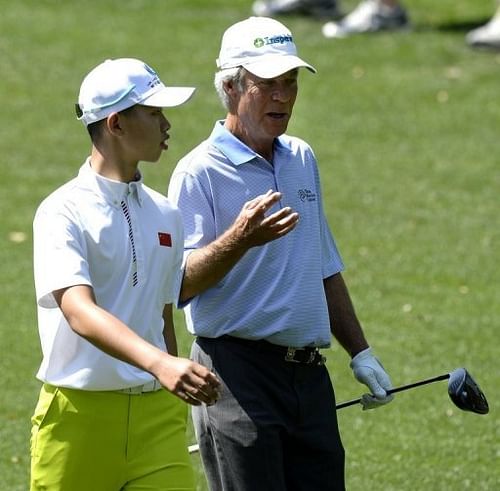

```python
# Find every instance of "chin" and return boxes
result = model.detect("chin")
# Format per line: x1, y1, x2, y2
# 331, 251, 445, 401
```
270, 122, 289, 135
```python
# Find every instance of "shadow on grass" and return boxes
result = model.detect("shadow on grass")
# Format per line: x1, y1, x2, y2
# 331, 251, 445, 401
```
414, 16, 491, 34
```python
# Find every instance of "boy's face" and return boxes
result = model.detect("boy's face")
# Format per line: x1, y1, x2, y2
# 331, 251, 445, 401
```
119, 105, 171, 163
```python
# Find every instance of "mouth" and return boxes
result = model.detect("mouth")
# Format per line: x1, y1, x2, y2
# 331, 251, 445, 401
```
267, 112, 288, 120
161, 134, 169, 150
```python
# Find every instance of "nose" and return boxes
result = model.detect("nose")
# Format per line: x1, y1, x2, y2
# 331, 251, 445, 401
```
271, 83, 295, 103
160, 113, 171, 132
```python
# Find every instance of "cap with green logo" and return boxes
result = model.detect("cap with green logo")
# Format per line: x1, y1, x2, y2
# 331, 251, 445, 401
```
216, 17, 316, 79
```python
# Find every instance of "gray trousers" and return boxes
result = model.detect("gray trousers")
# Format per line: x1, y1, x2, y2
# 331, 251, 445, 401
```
191, 336, 345, 491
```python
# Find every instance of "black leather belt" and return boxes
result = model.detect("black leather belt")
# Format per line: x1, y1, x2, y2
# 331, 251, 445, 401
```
220, 335, 326, 366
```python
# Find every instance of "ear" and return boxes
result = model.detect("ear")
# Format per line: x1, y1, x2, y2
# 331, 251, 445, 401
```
224, 80, 242, 114
105, 112, 123, 136
224, 79, 238, 98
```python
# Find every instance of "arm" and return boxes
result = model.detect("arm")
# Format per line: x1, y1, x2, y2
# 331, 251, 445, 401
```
324, 273, 393, 408
180, 190, 299, 302
162, 303, 178, 357
54, 284, 220, 405
323, 272, 369, 357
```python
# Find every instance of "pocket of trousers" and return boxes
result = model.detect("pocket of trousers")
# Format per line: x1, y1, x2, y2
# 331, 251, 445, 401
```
30, 384, 60, 459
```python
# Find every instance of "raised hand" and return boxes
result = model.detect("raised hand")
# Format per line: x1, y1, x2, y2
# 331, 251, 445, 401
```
230, 189, 299, 248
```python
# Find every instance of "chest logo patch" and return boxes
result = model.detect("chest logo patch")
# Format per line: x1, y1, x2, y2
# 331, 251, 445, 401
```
158, 232, 172, 247
298, 189, 316, 202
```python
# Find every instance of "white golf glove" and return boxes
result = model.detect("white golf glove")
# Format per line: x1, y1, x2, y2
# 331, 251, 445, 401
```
350, 347, 394, 410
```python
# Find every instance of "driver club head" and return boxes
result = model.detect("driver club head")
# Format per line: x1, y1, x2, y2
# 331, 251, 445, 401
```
447, 368, 489, 415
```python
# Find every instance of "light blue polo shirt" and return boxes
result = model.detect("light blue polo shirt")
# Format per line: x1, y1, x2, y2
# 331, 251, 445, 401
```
168, 121, 344, 347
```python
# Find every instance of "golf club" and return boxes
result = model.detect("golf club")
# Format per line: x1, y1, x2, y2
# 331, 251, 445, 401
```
337, 367, 489, 413
188, 367, 488, 454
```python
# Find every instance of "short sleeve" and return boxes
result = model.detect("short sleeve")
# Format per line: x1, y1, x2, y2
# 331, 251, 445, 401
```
168, 170, 216, 249
33, 206, 92, 308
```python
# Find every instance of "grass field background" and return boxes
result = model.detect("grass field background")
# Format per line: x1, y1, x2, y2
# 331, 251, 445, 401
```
0, 0, 498, 489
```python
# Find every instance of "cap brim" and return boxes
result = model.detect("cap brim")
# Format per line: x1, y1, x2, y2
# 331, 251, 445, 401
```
243, 55, 316, 79
142, 86, 196, 108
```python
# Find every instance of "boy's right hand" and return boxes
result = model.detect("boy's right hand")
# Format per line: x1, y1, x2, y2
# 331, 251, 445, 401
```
156, 356, 221, 406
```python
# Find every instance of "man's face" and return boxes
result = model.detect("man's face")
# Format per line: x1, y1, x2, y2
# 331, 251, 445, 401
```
119, 105, 171, 163
234, 69, 298, 142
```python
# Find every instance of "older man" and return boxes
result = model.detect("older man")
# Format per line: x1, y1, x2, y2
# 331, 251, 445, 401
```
169, 17, 393, 490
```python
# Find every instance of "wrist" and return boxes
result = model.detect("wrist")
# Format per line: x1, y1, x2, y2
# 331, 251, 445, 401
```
350, 345, 371, 360
144, 347, 171, 378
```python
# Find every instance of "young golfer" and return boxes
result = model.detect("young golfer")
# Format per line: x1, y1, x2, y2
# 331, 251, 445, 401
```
31, 58, 220, 491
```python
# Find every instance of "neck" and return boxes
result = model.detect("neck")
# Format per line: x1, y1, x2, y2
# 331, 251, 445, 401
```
89, 146, 140, 183
224, 116, 274, 162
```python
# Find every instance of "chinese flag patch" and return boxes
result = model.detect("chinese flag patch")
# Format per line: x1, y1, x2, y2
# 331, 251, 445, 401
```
158, 232, 172, 247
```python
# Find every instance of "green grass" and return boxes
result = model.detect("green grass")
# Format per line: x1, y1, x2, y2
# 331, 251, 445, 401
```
1, 0, 498, 489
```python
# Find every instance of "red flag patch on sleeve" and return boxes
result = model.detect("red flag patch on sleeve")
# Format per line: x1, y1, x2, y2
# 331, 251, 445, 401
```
158, 232, 172, 247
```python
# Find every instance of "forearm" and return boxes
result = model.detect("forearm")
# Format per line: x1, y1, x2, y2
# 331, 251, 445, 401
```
73, 302, 170, 375
55, 285, 169, 377
180, 227, 248, 302
180, 190, 299, 302
54, 285, 221, 404
324, 273, 369, 357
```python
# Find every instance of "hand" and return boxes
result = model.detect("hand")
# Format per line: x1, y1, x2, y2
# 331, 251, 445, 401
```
232, 190, 299, 248
154, 355, 221, 406
350, 347, 394, 410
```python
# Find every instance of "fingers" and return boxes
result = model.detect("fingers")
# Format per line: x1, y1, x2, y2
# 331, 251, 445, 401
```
177, 390, 202, 406
178, 366, 221, 406
236, 191, 299, 246
263, 207, 299, 233
351, 349, 393, 400
245, 190, 281, 212
160, 357, 222, 406
177, 385, 218, 406
364, 372, 388, 399
245, 189, 281, 210
360, 393, 394, 411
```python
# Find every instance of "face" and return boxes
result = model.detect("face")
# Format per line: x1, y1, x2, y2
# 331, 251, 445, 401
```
118, 105, 171, 163
230, 69, 298, 147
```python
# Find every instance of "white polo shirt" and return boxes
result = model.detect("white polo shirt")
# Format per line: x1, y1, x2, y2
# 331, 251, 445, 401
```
33, 159, 184, 390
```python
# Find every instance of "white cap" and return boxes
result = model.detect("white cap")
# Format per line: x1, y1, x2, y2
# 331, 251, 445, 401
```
216, 17, 316, 79
77, 58, 196, 126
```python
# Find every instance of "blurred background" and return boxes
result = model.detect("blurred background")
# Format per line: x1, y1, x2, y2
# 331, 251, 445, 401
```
0, 1, 498, 489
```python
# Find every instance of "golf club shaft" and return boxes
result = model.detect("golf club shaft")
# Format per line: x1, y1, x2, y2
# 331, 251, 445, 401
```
188, 372, 453, 453
336, 372, 450, 409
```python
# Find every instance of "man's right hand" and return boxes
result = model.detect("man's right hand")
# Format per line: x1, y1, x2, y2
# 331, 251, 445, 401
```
180, 190, 299, 302
231, 189, 299, 248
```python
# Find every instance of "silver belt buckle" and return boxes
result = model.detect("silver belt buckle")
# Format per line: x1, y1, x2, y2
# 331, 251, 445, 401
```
285, 347, 325, 365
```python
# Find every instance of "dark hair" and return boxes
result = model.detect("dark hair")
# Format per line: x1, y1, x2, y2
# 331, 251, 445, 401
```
75, 103, 137, 143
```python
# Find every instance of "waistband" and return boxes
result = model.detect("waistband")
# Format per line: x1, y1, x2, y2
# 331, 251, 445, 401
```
42, 380, 163, 395
201, 335, 326, 366
114, 379, 162, 395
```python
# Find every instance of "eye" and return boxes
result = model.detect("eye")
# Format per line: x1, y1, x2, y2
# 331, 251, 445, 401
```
258, 80, 275, 89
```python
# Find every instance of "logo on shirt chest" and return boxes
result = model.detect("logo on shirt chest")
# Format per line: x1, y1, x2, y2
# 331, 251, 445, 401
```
298, 189, 316, 202
158, 232, 172, 247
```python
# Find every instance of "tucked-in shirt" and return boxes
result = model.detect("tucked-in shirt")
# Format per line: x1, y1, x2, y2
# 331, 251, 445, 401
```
33, 159, 184, 390
168, 121, 343, 347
